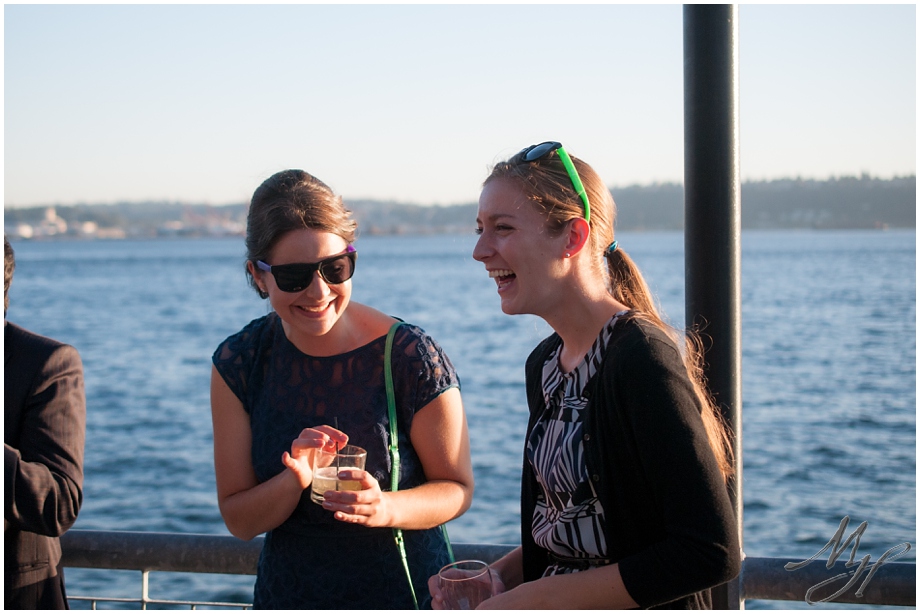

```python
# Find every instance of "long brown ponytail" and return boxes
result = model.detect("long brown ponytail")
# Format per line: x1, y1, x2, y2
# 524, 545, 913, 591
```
485, 148, 734, 479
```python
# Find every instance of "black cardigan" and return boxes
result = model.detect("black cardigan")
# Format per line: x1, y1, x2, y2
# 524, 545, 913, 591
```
520, 314, 741, 609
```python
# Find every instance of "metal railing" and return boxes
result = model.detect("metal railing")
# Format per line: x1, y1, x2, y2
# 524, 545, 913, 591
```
61, 530, 915, 609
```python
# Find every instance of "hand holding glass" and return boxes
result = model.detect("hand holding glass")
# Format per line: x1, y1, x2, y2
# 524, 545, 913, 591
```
437, 560, 496, 610
310, 444, 367, 504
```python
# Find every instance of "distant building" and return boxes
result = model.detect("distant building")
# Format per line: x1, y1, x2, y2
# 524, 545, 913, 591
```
12, 207, 68, 239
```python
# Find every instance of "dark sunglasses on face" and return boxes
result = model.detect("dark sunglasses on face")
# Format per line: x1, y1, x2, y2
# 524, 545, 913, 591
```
519, 141, 591, 223
256, 246, 357, 293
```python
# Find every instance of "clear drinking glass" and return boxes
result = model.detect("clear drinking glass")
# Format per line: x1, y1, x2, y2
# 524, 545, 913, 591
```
310, 444, 367, 504
437, 559, 496, 610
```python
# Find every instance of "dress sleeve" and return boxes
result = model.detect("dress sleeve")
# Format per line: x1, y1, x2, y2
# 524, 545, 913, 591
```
613, 331, 740, 607
5, 344, 85, 537
211, 318, 265, 411
393, 325, 460, 417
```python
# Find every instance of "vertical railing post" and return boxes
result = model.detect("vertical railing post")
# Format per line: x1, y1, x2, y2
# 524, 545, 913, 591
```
141, 569, 150, 610
683, 4, 743, 609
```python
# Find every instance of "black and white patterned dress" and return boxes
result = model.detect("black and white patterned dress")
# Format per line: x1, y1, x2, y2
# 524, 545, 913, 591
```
526, 312, 626, 575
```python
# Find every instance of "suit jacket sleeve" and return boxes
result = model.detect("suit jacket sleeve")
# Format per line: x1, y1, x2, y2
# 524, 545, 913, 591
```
5, 342, 86, 537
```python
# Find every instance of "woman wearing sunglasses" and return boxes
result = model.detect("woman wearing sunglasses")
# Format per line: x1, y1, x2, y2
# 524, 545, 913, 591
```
429, 143, 740, 609
210, 169, 473, 609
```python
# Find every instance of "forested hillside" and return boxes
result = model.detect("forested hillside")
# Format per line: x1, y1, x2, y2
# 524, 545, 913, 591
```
4, 175, 914, 239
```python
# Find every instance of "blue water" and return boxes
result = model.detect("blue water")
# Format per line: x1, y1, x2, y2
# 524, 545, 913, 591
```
6, 230, 915, 609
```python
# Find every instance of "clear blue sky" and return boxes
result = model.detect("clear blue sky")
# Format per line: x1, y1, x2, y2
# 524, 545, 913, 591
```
4, 4, 916, 208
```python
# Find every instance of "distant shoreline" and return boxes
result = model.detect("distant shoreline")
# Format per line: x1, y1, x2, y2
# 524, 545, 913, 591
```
5, 227, 914, 244
4, 175, 915, 240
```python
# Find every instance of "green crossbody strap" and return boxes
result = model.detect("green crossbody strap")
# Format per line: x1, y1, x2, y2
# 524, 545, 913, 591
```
385, 321, 455, 610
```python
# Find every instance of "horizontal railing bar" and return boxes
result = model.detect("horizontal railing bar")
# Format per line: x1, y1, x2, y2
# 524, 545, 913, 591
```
450, 543, 518, 564
68, 595, 251, 608
61, 530, 517, 574
62, 530, 263, 575
741, 556, 915, 607
62, 530, 915, 606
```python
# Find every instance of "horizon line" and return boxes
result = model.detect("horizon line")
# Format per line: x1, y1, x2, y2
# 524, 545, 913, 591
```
4, 172, 916, 211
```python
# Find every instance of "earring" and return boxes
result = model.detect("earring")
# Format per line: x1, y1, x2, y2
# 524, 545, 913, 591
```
565, 252, 571, 258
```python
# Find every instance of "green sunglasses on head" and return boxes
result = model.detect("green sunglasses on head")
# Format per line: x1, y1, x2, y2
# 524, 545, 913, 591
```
519, 141, 591, 224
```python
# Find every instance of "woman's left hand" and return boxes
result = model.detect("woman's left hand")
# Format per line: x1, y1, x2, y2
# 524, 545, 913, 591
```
320, 470, 393, 527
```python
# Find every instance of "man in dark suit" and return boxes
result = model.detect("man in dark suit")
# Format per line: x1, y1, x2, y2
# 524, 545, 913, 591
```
4, 236, 86, 609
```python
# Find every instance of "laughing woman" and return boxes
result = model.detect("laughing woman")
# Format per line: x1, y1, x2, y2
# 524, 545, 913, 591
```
430, 143, 740, 609
211, 170, 473, 609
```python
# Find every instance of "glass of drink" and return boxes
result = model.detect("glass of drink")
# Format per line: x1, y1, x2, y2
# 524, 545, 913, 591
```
437, 560, 496, 610
310, 444, 367, 504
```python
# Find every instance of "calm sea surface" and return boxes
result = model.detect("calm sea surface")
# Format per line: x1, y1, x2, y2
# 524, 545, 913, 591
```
7, 230, 916, 609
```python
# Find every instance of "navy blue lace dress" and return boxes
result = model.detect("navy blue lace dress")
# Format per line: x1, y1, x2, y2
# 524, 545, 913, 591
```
212, 313, 459, 609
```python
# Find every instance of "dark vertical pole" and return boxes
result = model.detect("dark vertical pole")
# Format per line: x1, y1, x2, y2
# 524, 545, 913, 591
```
683, 4, 743, 609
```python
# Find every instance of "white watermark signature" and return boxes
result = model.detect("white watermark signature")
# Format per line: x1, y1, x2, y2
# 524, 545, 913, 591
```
784, 516, 912, 605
